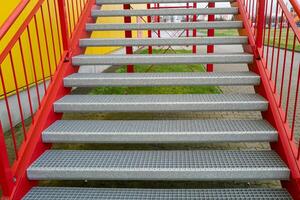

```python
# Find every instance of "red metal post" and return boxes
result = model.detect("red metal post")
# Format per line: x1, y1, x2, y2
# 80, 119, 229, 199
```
157, 3, 161, 38
0, 122, 14, 198
123, 4, 134, 73
207, 2, 215, 72
186, 3, 189, 38
192, 2, 197, 53
57, 0, 70, 51
147, 3, 152, 54
256, 0, 266, 48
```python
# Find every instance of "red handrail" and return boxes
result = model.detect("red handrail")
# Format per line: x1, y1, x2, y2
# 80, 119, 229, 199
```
0, 0, 92, 198
0, 0, 29, 41
290, 0, 300, 17
237, 0, 300, 198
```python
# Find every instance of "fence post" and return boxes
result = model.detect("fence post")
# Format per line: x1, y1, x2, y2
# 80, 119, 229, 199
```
256, 0, 266, 48
0, 122, 14, 198
207, 2, 215, 72
57, 0, 70, 51
123, 4, 134, 73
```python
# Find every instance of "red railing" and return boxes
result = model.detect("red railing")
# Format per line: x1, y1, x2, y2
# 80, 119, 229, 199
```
0, 0, 94, 199
237, 0, 300, 198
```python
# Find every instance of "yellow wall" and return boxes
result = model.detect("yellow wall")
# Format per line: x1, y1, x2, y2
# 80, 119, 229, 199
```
0, 1, 146, 96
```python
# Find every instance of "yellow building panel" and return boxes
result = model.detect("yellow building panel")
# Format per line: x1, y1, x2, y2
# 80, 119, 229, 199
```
0, 1, 146, 96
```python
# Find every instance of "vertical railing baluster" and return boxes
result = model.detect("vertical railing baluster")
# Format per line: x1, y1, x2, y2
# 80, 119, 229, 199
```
9, 52, 27, 139
34, 15, 47, 92
0, 121, 14, 198
27, 26, 41, 106
0, 66, 18, 158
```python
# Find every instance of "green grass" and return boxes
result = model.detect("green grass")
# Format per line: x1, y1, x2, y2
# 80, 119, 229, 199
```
90, 49, 221, 95
264, 28, 300, 52
197, 29, 239, 36
198, 28, 300, 51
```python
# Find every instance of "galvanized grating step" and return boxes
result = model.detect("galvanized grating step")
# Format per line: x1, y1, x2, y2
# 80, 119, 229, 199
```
96, 0, 236, 4
64, 72, 259, 87
72, 53, 253, 66
54, 94, 268, 113
79, 36, 248, 47
27, 150, 289, 180
42, 120, 277, 143
92, 7, 238, 17
86, 21, 243, 31
23, 187, 292, 200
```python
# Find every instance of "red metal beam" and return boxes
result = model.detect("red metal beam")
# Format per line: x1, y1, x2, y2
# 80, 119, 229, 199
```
207, 2, 215, 72
193, 2, 197, 53
58, 0, 71, 51
123, 4, 134, 73
147, 3, 152, 54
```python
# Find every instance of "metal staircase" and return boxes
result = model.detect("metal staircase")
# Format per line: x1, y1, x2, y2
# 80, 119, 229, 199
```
22, 0, 293, 199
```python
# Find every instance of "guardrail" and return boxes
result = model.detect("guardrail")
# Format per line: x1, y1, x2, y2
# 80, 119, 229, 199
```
237, 0, 300, 197
0, 0, 93, 198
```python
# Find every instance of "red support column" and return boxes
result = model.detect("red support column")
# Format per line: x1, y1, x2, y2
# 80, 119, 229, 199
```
123, 4, 134, 73
57, 0, 70, 51
207, 2, 215, 72
0, 122, 14, 198
157, 3, 161, 38
192, 2, 197, 53
256, 0, 266, 48
186, 3, 189, 38
147, 4, 152, 54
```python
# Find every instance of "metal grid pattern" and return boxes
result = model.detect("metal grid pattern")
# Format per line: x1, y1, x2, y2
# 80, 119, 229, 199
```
54, 94, 268, 113
72, 53, 253, 65
23, 187, 292, 200
42, 120, 277, 143
86, 21, 243, 31
91, 8, 238, 17
27, 150, 289, 180
79, 36, 248, 47
64, 72, 260, 87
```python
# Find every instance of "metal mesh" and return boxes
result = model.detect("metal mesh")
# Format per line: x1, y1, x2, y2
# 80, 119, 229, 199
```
29, 150, 287, 169
23, 187, 292, 200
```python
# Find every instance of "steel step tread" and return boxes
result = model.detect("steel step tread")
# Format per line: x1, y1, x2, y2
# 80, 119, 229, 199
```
54, 94, 268, 113
92, 7, 238, 17
42, 119, 277, 143
72, 53, 253, 65
64, 72, 259, 87
27, 150, 289, 180
97, 0, 236, 4
23, 187, 292, 200
79, 36, 248, 47
86, 21, 243, 31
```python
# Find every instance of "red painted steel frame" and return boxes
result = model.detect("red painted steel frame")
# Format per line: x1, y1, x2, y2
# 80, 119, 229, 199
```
237, 0, 300, 198
123, 4, 134, 73
207, 2, 215, 72
192, 2, 197, 54
3, 0, 96, 199
147, 3, 152, 54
